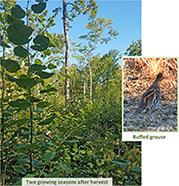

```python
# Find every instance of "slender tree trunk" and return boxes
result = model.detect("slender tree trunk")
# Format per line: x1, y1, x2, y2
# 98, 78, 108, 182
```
71, 65, 76, 98
63, 0, 70, 104
26, 0, 33, 174
55, 70, 59, 96
83, 80, 86, 97
88, 51, 92, 102
1, 42, 5, 186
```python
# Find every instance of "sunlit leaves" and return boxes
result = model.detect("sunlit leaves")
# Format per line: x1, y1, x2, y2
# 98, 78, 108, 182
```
124, 39, 142, 56
11, 4, 25, 19
44, 49, 51, 55
31, 2, 46, 14
1, 58, 20, 73
35, 59, 43, 65
14, 45, 28, 58
47, 63, 57, 69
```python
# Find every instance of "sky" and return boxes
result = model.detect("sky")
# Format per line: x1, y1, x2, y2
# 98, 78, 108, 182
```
17, 0, 141, 62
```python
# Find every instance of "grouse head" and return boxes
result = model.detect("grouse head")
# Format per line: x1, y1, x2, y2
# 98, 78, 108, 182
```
155, 73, 164, 82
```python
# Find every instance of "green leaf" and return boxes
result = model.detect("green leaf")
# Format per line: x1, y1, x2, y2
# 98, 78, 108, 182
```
82, 155, 91, 161
56, 135, 61, 140
47, 63, 57, 69
37, 101, 51, 108
1, 58, 20, 73
9, 99, 30, 110
14, 166, 27, 174
40, 87, 57, 93
44, 49, 51, 55
7, 119, 28, 127
32, 2, 46, 14
15, 75, 42, 89
30, 96, 41, 103
30, 64, 46, 74
23, 174, 34, 178
36, 71, 54, 79
111, 160, 131, 165
18, 158, 30, 165
32, 160, 44, 168
65, 74, 71, 78
6, 15, 24, 27
49, 40, 56, 47
67, 140, 78, 143
34, 34, 49, 44
14, 179, 22, 185
38, 115, 56, 125
14, 45, 28, 58
31, 34, 49, 51
41, 152, 56, 161
8, 153, 24, 157
35, 59, 43, 65
133, 166, 141, 172
14, 144, 28, 149
7, 24, 33, 45
27, 143, 39, 150
11, 4, 25, 19
46, 32, 52, 38
34, 108, 44, 113
45, 170, 61, 178
0, 41, 10, 48
59, 162, 69, 171
31, 44, 48, 51
6, 74, 17, 82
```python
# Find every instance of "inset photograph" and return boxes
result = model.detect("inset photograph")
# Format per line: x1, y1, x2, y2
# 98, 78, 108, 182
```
123, 57, 178, 132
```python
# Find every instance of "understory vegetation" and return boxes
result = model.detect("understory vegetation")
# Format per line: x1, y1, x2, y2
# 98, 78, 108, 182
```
0, 0, 141, 185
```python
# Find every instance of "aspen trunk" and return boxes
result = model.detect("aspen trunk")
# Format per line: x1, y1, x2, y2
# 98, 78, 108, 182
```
63, 0, 70, 104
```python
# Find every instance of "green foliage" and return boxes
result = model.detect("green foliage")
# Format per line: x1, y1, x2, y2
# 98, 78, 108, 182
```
14, 45, 28, 58
31, 2, 46, 14
7, 15, 33, 45
11, 4, 25, 19
31, 34, 50, 51
124, 39, 142, 56
0, 1, 141, 186
1, 58, 20, 72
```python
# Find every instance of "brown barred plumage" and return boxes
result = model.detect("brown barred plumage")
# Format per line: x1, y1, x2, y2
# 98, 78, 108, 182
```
132, 73, 164, 116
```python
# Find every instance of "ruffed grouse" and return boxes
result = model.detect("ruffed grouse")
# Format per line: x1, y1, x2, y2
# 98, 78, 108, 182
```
132, 73, 164, 116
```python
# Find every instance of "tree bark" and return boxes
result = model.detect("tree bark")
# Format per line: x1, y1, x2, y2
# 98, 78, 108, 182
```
63, 0, 70, 104
83, 80, 86, 97
88, 51, 92, 102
